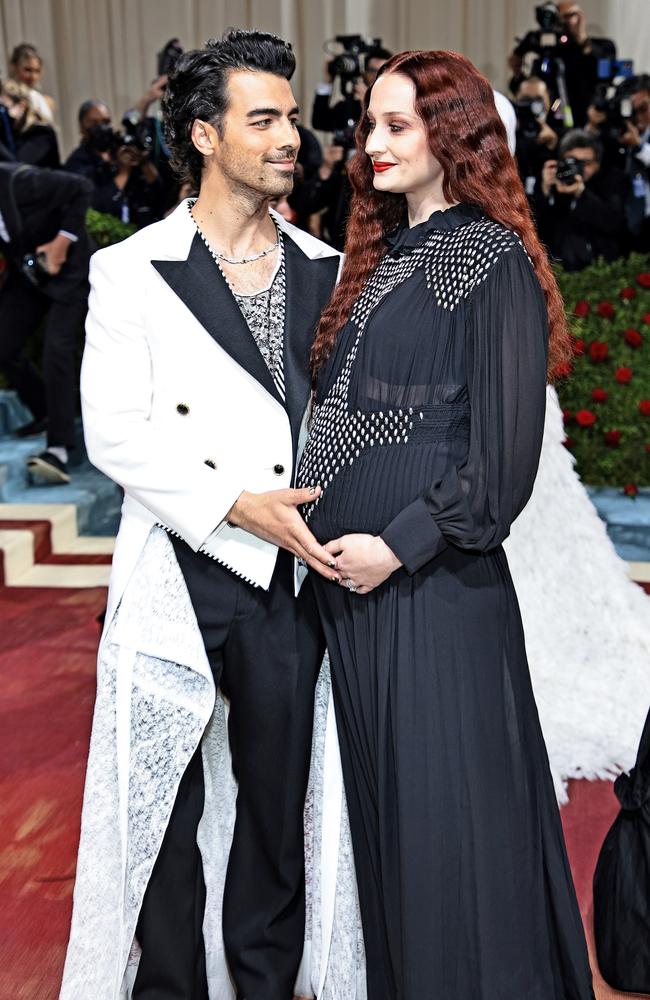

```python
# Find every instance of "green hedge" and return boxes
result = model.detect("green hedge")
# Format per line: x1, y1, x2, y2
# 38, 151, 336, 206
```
85, 209, 136, 247
556, 253, 650, 492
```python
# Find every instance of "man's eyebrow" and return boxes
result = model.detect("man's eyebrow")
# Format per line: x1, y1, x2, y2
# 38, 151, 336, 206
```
246, 105, 300, 118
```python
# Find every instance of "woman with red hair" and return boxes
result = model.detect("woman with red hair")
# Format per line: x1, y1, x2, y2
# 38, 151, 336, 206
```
297, 51, 594, 998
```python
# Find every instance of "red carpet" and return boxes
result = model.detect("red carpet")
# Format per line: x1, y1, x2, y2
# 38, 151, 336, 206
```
0, 583, 645, 999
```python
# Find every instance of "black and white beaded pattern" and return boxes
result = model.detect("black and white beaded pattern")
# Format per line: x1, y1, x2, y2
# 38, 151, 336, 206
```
189, 200, 287, 401
298, 219, 524, 522
232, 242, 287, 401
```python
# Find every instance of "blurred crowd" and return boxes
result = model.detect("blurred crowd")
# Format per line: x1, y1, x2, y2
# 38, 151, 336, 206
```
0, 1, 649, 484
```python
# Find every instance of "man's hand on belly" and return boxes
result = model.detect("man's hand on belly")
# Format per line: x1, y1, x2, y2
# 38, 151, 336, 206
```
226, 487, 342, 583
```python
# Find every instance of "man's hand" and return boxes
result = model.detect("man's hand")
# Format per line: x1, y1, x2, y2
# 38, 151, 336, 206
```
323, 534, 402, 595
621, 121, 642, 149
541, 159, 558, 197
555, 173, 585, 198
226, 487, 342, 583
35, 233, 73, 276
135, 75, 168, 117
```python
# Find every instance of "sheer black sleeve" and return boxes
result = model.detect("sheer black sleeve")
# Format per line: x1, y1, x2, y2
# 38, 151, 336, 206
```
381, 245, 548, 574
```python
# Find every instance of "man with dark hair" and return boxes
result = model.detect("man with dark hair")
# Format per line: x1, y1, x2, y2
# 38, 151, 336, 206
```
534, 127, 628, 269
59, 30, 341, 1000
65, 98, 164, 228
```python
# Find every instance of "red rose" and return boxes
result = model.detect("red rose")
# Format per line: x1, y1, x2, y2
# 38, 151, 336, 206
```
643, 313, 650, 325
591, 387, 608, 403
573, 338, 585, 356
615, 366, 633, 384
574, 300, 590, 317
575, 409, 597, 427
620, 286, 637, 300
604, 429, 622, 446
597, 301, 615, 319
636, 273, 650, 288
553, 360, 573, 379
624, 328, 644, 348
624, 483, 638, 497
589, 341, 609, 362
639, 400, 650, 416
562, 408, 572, 423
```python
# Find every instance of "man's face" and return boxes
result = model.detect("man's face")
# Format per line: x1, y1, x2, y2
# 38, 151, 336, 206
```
364, 57, 388, 89
564, 145, 600, 181
202, 70, 300, 198
81, 103, 111, 140
632, 90, 650, 132
557, 3, 584, 39
517, 79, 551, 115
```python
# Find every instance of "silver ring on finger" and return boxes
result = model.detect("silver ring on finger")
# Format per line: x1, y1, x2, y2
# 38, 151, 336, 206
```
345, 578, 357, 593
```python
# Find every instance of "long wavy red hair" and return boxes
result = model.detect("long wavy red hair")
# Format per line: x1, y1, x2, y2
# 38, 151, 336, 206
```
310, 50, 570, 383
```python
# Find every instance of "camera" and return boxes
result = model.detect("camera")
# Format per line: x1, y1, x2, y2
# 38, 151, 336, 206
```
326, 34, 383, 95
87, 117, 152, 158
514, 96, 547, 139
591, 62, 635, 142
534, 2, 565, 45
333, 124, 357, 152
593, 84, 634, 142
555, 155, 585, 184
120, 114, 154, 155
21, 250, 50, 288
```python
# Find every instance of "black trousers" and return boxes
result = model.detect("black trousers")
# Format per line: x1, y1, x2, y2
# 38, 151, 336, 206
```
133, 543, 323, 1000
0, 269, 86, 448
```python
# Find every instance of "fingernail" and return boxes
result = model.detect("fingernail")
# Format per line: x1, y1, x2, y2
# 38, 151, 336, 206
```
331, 575, 338, 583
327, 560, 336, 569
308, 486, 316, 495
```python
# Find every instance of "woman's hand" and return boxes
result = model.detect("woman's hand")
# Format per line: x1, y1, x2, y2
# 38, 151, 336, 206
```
324, 534, 402, 594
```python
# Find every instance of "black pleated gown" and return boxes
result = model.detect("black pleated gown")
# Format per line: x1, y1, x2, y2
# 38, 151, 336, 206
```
297, 204, 595, 1000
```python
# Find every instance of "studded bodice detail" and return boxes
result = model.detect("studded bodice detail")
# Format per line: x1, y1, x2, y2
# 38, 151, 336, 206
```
298, 214, 525, 525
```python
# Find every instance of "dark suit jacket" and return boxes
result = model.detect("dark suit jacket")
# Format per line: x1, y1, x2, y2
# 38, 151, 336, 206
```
0, 162, 93, 301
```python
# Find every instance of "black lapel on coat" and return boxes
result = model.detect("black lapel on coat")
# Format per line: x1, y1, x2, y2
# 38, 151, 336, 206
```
282, 235, 339, 451
152, 232, 284, 407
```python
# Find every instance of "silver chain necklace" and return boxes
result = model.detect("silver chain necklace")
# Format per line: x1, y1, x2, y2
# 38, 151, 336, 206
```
189, 201, 279, 264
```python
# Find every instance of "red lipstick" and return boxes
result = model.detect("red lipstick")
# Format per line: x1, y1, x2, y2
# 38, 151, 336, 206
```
373, 161, 396, 172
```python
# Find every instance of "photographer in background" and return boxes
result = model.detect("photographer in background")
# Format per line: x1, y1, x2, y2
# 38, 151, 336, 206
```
534, 128, 628, 270
0, 161, 93, 483
120, 40, 184, 213
0, 79, 60, 168
514, 76, 561, 197
616, 75, 650, 250
64, 99, 163, 228
510, 2, 616, 129
311, 38, 391, 134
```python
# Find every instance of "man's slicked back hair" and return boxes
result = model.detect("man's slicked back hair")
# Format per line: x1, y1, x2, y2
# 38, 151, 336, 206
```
161, 28, 296, 189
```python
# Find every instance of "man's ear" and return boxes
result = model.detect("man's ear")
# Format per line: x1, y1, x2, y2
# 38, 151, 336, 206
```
191, 119, 217, 158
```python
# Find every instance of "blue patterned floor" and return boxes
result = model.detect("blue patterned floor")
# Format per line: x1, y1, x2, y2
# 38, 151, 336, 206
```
0, 391, 121, 536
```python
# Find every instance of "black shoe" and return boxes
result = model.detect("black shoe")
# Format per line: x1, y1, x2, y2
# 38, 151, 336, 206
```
15, 417, 48, 438
26, 450, 70, 485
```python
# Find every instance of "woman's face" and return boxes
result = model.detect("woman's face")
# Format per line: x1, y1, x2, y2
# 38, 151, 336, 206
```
13, 56, 42, 88
365, 72, 444, 197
